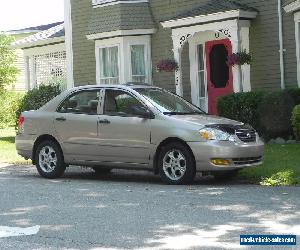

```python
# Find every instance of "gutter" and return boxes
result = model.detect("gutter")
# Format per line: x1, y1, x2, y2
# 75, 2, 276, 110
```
278, 0, 285, 89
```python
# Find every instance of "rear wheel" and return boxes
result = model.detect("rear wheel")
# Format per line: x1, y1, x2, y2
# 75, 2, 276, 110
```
35, 140, 66, 179
158, 142, 196, 185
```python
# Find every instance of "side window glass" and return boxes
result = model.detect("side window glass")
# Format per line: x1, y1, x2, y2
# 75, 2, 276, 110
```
58, 90, 100, 115
104, 89, 145, 116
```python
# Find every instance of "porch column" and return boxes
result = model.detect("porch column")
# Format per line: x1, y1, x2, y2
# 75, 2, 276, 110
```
29, 56, 37, 88
24, 56, 31, 90
230, 20, 243, 93
173, 47, 183, 96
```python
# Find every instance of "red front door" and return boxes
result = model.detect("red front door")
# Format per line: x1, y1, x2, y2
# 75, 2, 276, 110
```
205, 39, 233, 115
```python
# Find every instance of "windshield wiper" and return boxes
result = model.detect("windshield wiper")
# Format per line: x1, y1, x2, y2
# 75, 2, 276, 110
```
163, 111, 203, 115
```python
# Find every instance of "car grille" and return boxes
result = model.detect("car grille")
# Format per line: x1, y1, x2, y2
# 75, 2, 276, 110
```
235, 127, 256, 142
232, 156, 263, 165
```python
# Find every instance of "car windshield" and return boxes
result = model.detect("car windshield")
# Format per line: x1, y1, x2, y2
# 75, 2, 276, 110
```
135, 88, 205, 115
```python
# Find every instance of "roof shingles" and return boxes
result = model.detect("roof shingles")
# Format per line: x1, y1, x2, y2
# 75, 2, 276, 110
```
12, 23, 65, 48
87, 3, 155, 35
168, 0, 258, 21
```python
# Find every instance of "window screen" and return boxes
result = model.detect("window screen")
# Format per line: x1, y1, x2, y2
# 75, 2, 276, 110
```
209, 44, 229, 88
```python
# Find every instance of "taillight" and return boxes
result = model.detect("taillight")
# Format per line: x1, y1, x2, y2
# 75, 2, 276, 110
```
18, 115, 24, 128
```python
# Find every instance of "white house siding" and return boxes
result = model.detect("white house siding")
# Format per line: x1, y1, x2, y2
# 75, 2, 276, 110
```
8, 49, 26, 92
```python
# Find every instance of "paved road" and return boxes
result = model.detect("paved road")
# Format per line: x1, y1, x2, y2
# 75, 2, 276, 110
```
0, 163, 299, 250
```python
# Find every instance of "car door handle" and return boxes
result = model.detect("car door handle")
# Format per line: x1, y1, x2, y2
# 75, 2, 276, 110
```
56, 117, 66, 122
98, 119, 110, 124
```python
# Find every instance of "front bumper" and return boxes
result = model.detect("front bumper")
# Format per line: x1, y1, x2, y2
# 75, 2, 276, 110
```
187, 140, 264, 172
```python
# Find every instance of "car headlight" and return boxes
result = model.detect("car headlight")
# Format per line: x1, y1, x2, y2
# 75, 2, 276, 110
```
199, 127, 236, 142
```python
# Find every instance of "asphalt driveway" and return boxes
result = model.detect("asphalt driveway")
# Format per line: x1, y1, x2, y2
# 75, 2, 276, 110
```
0, 164, 299, 250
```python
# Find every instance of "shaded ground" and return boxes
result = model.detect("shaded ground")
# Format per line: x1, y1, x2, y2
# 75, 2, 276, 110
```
0, 164, 299, 250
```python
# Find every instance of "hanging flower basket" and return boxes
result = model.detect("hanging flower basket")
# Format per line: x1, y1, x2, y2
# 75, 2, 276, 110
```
227, 51, 252, 67
156, 59, 179, 72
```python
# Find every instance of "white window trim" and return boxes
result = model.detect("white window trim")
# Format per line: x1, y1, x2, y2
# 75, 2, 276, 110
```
95, 40, 121, 85
98, 44, 121, 84
95, 36, 152, 85
189, 39, 208, 112
86, 29, 156, 40
92, 0, 148, 8
127, 36, 151, 84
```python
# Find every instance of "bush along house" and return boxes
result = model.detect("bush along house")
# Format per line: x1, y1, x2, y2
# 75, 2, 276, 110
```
64, 0, 300, 114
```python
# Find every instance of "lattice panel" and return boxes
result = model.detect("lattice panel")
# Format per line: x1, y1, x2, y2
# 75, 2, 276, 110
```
30, 51, 67, 90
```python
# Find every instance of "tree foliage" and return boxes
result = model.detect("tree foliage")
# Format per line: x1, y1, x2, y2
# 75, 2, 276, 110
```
0, 33, 18, 91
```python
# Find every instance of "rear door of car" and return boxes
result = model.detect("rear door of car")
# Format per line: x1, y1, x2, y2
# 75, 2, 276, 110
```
96, 88, 152, 165
54, 88, 102, 162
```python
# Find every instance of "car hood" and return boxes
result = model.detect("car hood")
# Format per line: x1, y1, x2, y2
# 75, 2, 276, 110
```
170, 114, 243, 127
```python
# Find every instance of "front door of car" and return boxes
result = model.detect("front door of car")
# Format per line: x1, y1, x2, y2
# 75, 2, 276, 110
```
97, 88, 152, 165
54, 89, 102, 162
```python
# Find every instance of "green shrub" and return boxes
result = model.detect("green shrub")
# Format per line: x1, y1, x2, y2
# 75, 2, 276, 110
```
258, 91, 295, 139
291, 105, 300, 141
285, 88, 300, 105
217, 89, 300, 139
0, 90, 24, 128
16, 84, 61, 124
217, 91, 265, 133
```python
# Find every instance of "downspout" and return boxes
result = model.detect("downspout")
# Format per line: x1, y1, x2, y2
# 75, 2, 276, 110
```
278, 0, 285, 89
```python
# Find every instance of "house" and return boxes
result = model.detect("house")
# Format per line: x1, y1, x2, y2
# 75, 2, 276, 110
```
44, 1, 300, 113
11, 22, 66, 91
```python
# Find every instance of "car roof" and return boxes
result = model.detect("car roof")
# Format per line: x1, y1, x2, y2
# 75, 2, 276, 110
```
71, 83, 159, 92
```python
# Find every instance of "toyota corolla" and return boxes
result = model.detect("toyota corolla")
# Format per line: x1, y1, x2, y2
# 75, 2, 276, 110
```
16, 84, 264, 184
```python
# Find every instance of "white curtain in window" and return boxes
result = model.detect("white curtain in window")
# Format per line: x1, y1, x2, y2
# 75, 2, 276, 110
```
131, 45, 145, 82
100, 46, 119, 83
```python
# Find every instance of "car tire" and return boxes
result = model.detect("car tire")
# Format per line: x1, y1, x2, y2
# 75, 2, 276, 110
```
213, 170, 239, 180
92, 167, 112, 175
158, 142, 196, 185
35, 140, 66, 179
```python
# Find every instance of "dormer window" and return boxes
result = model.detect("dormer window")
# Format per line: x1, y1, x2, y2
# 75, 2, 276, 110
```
92, 0, 148, 8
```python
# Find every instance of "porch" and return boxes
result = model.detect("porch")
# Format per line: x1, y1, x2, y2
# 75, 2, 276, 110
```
161, 1, 258, 114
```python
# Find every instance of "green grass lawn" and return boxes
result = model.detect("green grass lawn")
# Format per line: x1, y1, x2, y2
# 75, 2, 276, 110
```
0, 127, 299, 185
240, 144, 300, 185
0, 128, 31, 164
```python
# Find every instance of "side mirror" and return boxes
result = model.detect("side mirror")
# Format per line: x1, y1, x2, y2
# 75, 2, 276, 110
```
131, 105, 155, 119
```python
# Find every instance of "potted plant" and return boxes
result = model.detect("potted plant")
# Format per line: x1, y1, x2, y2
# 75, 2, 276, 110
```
156, 59, 179, 72
227, 50, 252, 67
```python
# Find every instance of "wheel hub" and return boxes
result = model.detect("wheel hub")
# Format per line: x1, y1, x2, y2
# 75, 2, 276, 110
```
162, 149, 187, 181
38, 146, 58, 173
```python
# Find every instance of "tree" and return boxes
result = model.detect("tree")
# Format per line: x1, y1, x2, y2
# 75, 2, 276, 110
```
0, 33, 18, 91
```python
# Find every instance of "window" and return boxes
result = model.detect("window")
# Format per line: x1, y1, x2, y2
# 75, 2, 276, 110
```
209, 44, 229, 88
197, 44, 205, 98
58, 90, 100, 115
131, 45, 146, 82
100, 46, 119, 84
104, 89, 146, 116
136, 88, 204, 114
95, 36, 151, 85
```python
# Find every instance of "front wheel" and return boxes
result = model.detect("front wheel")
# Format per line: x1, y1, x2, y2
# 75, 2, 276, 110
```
35, 140, 66, 179
158, 142, 196, 185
